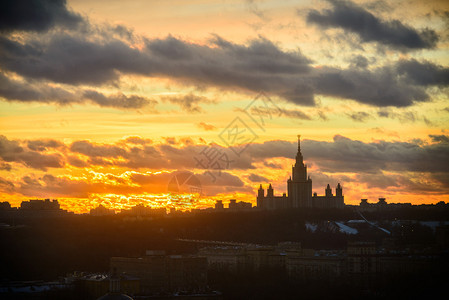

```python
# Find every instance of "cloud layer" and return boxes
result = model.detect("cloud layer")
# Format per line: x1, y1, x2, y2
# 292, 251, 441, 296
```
0, 0, 83, 32
2, 135, 446, 176
1, 135, 448, 199
0, 0, 447, 110
306, 0, 439, 50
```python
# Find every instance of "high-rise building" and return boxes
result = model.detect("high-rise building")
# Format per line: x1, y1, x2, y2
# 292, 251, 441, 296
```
257, 136, 344, 209
287, 135, 313, 208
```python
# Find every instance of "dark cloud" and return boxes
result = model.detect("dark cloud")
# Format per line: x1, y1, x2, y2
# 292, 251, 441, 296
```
27, 139, 64, 151
302, 135, 449, 175
0, 34, 148, 85
429, 135, 449, 144
0, 176, 15, 193
245, 105, 312, 120
377, 108, 428, 123
67, 156, 88, 168
314, 64, 431, 107
232, 136, 449, 192
246, 140, 297, 160
67, 139, 256, 171
306, 0, 439, 50
0, 29, 447, 107
70, 140, 127, 158
396, 59, 449, 86
0, 0, 83, 33
147, 35, 194, 60
0, 71, 78, 104
198, 171, 251, 195
242, 136, 447, 194
431, 172, 449, 189
355, 172, 401, 189
83, 90, 157, 109
197, 171, 245, 187
0, 72, 156, 110
0, 33, 315, 105
161, 93, 216, 113
361, 172, 447, 194
348, 55, 369, 68
346, 111, 372, 122
0, 135, 65, 170
69, 139, 195, 170
208, 34, 312, 74
0, 1, 446, 109
248, 173, 269, 182
279, 108, 311, 120
263, 161, 282, 169
307, 170, 350, 192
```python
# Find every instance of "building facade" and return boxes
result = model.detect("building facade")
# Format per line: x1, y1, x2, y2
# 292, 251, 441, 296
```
257, 136, 344, 209
198, 242, 303, 272
110, 252, 207, 294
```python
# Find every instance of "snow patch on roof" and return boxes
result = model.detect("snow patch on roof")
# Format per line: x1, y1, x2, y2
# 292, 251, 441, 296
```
335, 222, 358, 235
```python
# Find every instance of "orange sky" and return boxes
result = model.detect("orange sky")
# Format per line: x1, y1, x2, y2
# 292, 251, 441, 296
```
0, 0, 448, 213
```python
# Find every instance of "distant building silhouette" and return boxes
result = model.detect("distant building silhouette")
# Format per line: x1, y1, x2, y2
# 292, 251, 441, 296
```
20, 199, 60, 210
228, 199, 252, 210
358, 198, 415, 211
12, 199, 72, 217
257, 136, 344, 209
119, 204, 166, 218
211, 199, 252, 212
0, 201, 13, 210
90, 204, 115, 216
214, 200, 224, 210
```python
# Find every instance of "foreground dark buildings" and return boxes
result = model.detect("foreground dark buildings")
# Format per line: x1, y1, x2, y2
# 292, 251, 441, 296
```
110, 251, 207, 295
1, 149, 448, 299
199, 239, 446, 281
0, 205, 448, 299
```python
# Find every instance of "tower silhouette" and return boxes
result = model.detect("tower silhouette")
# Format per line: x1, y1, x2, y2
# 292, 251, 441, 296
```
287, 135, 312, 208
256, 135, 344, 210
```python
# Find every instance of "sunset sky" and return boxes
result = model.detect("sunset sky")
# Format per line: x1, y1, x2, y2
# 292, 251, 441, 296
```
0, 0, 448, 213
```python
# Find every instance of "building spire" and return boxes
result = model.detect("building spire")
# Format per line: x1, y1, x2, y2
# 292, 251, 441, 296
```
295, 134, 304, 166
